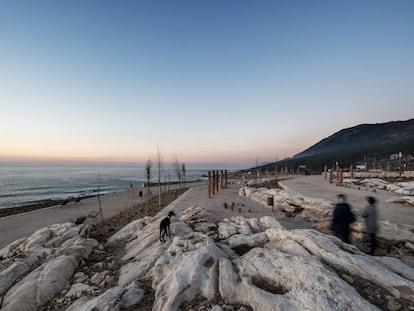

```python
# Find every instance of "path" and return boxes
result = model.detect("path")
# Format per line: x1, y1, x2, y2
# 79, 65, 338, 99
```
168, 180, 313, 230
281, 175, 414, 225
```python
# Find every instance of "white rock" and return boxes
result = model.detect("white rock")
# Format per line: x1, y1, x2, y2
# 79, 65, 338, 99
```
66, 287, 125, 311
265, 238, 310, 257
219, 257, 304, 311
118, 242, 169, 286
151, 232, 226, 311
259, 216, 283, 230
73, 271, 89, 283
220, 247, 379, 311
1, 236, 97, 310
226, 232, 268, 248
120, 281, 144, 308
179, 205, 204, 222
217, 217, 253, 240
0, 261, 30, 296
19, 223, 82, 253
66, 283, 92, 298
108, 217, 152, 242
266, 228, 414, 301
0, 237, 27, 259
386, 196, 414, 206
2, 255, 78, 311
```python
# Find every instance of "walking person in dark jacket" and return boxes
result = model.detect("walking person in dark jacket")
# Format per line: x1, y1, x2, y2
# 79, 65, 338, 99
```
332, 194, 356, 244
362, 196, 379, 255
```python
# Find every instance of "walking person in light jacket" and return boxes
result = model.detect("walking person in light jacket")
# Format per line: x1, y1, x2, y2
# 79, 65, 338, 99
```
362, 196, 379, 255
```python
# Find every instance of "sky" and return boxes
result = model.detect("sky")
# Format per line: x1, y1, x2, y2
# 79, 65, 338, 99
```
1, 1, 413, 168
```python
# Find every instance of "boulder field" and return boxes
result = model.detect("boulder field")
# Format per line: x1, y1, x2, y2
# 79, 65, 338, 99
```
0, 202, 413, 310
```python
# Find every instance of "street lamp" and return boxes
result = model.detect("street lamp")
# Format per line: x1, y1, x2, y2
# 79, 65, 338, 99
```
399, 152, 402, 178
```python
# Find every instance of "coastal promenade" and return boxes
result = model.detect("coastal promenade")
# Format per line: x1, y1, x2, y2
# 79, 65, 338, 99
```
0, 182, 206, 249
281, 175, 414, 225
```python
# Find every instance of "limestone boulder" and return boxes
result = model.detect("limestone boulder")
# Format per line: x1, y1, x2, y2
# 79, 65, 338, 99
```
239, 186, 332, 218
152, 232, 226, 311
220, 247, 379, 310
2, 255, 79, 311
265, 228, 414, 301
1, 237, 97, 310
66, 287, 125, 311
108, 216, 152, 243
386, 196, 414, 207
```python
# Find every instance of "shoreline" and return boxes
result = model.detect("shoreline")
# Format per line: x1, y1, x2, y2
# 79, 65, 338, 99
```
0, 194, 105, 218
0, 180, 207, 218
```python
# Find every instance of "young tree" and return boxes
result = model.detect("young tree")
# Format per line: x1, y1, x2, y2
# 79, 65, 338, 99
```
156, 145, 163, 208
145, 158, 152, 210
172, 155, 182, 189
181, 162, 186, 185
97, 174, 104, 223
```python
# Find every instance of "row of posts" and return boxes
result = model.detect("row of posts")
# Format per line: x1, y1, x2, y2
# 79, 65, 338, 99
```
324, 164, 355, 184
208, 170, 228, 198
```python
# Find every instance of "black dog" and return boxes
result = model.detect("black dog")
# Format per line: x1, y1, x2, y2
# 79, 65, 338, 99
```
160, 211, 176, 242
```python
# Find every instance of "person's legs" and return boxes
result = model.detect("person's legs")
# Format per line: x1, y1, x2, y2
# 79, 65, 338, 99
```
335, 232, 351, 244
369, 233, 376, 255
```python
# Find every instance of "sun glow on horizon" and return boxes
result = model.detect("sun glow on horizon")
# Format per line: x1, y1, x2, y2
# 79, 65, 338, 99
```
1, 1, 413, 165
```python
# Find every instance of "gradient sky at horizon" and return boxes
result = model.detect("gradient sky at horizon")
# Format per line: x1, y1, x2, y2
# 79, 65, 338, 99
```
1, 1, 413, 168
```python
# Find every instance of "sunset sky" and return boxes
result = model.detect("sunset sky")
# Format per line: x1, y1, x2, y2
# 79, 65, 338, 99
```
1, 1, 413, 167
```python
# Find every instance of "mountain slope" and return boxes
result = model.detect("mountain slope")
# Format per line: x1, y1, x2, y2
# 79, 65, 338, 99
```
294, 119, 414, 160
257, 118, 414, 173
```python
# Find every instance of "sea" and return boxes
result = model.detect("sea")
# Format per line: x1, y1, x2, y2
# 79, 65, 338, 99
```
0, 164, 227, 209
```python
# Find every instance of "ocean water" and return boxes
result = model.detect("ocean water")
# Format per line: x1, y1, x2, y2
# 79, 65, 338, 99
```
0, 164, 212, 209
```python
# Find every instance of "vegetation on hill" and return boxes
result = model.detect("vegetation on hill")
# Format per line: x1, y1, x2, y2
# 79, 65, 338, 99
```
255, 119, 414, 174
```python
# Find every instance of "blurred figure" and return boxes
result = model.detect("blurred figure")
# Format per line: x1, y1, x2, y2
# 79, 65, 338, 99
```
332, 194, 356, 244
362, 196, 379, 255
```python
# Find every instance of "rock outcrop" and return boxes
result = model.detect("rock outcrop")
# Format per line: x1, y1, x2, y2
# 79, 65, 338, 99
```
63, 205, 414, 310
0, 223, 97, 310
239, 185, 414, 258
2, 193, 414, 310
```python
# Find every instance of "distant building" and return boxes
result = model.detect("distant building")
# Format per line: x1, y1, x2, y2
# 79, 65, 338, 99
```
390, 154, 399, 160
355, 165, 366, 171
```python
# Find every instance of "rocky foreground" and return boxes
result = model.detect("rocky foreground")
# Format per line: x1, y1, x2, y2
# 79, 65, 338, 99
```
0, 186, 414, 310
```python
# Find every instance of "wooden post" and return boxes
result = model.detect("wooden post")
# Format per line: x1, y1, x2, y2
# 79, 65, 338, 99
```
324, 165, 327, 180
329, 169, 333, 183
216, 170, 219, 192
340, 168, 343, 185
350, 165, 354, 179
212, 170, 216, 195
224, 170, 228, 188
220, 170, 224, 189
208, 171, 211, 198
336, 164, 340, 181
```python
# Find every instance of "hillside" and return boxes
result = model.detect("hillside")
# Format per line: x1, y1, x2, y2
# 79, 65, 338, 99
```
295, 118, 414, 159
261, 118, 414, 173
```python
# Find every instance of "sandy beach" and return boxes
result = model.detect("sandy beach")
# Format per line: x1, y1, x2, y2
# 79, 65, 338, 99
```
0, 181, 206, 249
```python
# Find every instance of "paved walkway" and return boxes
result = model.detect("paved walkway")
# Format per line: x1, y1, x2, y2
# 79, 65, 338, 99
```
281, 175, 414, 225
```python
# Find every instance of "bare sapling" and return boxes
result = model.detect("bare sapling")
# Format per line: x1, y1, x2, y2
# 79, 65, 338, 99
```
145, 158, 152, 211
156, 145, 163, 208
173, 155, 182, 189
97, 174, 104, 224
181, 162, 186, 185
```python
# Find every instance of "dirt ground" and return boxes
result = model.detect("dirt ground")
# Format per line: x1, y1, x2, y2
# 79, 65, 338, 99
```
89, 188, 188, 242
